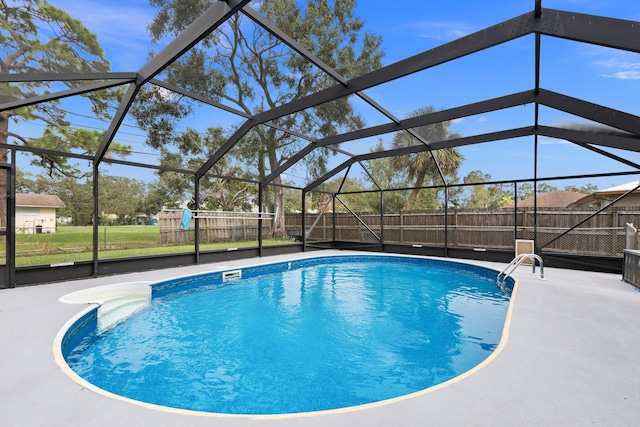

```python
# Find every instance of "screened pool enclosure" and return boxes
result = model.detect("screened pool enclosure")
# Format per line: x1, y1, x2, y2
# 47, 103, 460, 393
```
1, 0, 639, 287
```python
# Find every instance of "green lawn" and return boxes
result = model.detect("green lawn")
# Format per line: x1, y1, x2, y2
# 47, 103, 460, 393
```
4, 226, 293, 267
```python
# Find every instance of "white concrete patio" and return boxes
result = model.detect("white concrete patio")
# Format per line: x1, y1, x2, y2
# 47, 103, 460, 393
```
1, 251, 639, 426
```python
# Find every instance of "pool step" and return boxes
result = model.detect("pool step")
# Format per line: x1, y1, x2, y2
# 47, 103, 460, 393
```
59, 282, 152, 333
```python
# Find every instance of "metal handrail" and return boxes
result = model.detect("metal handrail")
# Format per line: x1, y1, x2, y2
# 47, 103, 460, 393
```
497, 253, 545, 287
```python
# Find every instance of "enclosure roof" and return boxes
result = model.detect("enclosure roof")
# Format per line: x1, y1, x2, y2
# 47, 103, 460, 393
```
2, 1, 640, 194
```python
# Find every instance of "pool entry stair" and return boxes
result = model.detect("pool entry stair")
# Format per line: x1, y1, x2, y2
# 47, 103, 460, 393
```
59, 282, 151, 333
497, 253, 544, 288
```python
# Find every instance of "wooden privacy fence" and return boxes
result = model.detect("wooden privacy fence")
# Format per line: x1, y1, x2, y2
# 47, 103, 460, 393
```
159, 212, 272, 244
285, 207, 640, 257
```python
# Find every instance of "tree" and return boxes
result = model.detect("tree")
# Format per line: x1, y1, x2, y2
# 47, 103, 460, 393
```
329, 177, 373, 212
0, 0, 130, 219
149, 126, 258, 212
364, 140, 409, 212
516, 182, 558, 201
284, 187, 302, 213
17, 170, 149, 225
391, 106, 463, 210
462, 170, 510, 209
136, 0, 384, 237
564, 183, 598, 194
98, 175, 147, 225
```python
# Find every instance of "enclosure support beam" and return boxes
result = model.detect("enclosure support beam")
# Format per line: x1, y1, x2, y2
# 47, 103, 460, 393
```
301, 191, 306, 252
137, 0, 250, 84
335, 196, 380, 242
538, 126, 640, 153
97, 0, 251, 176
225, 8, 640, 183
379, 191, 384, 253
252, 8, 637, 128
258, 185, 264, 256
95, 84, 139, 166
0, 72, 138, 83
0, 78, 134, 113
534, 135, 539, 253
306, 198, 332, 241
243, 3, 438, 165
312, 91, 536, 150
569, 142, 640, 171
535, 0, 542, 18
254, 11, 538, 123
197, 120, 255, 180
303, 127, 533, 194
537, 89, 640, 136
514, 182, 519, 243
194, 176, 201, 264
264, 85, 640, 188
265, 92, 536, 188
332, 196, 336, 244
444, 188, 449, 258
150, 78, 251, 118
92, 165, 99, 277
537, 9, 640, 54
5, 153, 16, 288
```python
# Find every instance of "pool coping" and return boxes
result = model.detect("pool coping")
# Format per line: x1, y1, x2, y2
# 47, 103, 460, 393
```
2, 250, 640, 426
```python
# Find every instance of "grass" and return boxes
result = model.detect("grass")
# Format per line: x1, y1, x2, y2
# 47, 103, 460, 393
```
5, 226, 294, 267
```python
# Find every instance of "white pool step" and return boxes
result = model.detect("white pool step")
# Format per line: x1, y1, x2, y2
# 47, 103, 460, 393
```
59, 282, 152, 333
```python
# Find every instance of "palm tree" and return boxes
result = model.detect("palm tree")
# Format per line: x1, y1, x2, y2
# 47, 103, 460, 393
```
391, 106, 463, 210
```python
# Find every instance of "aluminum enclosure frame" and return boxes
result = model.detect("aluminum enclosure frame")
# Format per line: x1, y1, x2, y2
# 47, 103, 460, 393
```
2, 1, 639, 286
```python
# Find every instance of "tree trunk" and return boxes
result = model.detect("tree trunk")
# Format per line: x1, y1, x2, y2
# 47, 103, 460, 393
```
403, 171, 426, 211
271, 179, 287, 239
267, 146, 287, 239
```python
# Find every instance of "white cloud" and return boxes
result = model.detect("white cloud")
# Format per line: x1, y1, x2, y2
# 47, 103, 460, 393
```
538, 137, 571, 145
451, 117, 464, 124
601, 70, 640, 80
408, 21, 473, 41
476, 116, 487, 123
592, 52, 640, 80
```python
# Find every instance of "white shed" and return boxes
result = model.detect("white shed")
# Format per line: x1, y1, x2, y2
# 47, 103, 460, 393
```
16, 193, 66, 234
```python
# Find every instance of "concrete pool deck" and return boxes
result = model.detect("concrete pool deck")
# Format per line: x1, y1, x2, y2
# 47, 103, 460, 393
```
1, 251, 639, 426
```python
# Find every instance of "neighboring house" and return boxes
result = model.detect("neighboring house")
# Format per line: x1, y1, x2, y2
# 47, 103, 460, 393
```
505, 190, 586, 208
135, 214, 158, 225
16, 193, 66, 234
570, 180, 640, 208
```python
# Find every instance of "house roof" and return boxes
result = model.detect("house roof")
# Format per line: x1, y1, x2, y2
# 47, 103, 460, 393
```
593, 180, 640, 195
569, 180, 640, 207
16, 193, 66, 209
509, 190, 586, 208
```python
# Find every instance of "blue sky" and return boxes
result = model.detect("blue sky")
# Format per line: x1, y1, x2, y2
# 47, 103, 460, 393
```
21, 0, 640, 191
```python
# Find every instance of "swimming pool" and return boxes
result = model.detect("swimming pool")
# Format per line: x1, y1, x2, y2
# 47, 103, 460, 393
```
57, 254, 514, 417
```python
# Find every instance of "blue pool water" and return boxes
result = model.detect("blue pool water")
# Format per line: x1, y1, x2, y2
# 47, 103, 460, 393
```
62, 255, 512, 415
